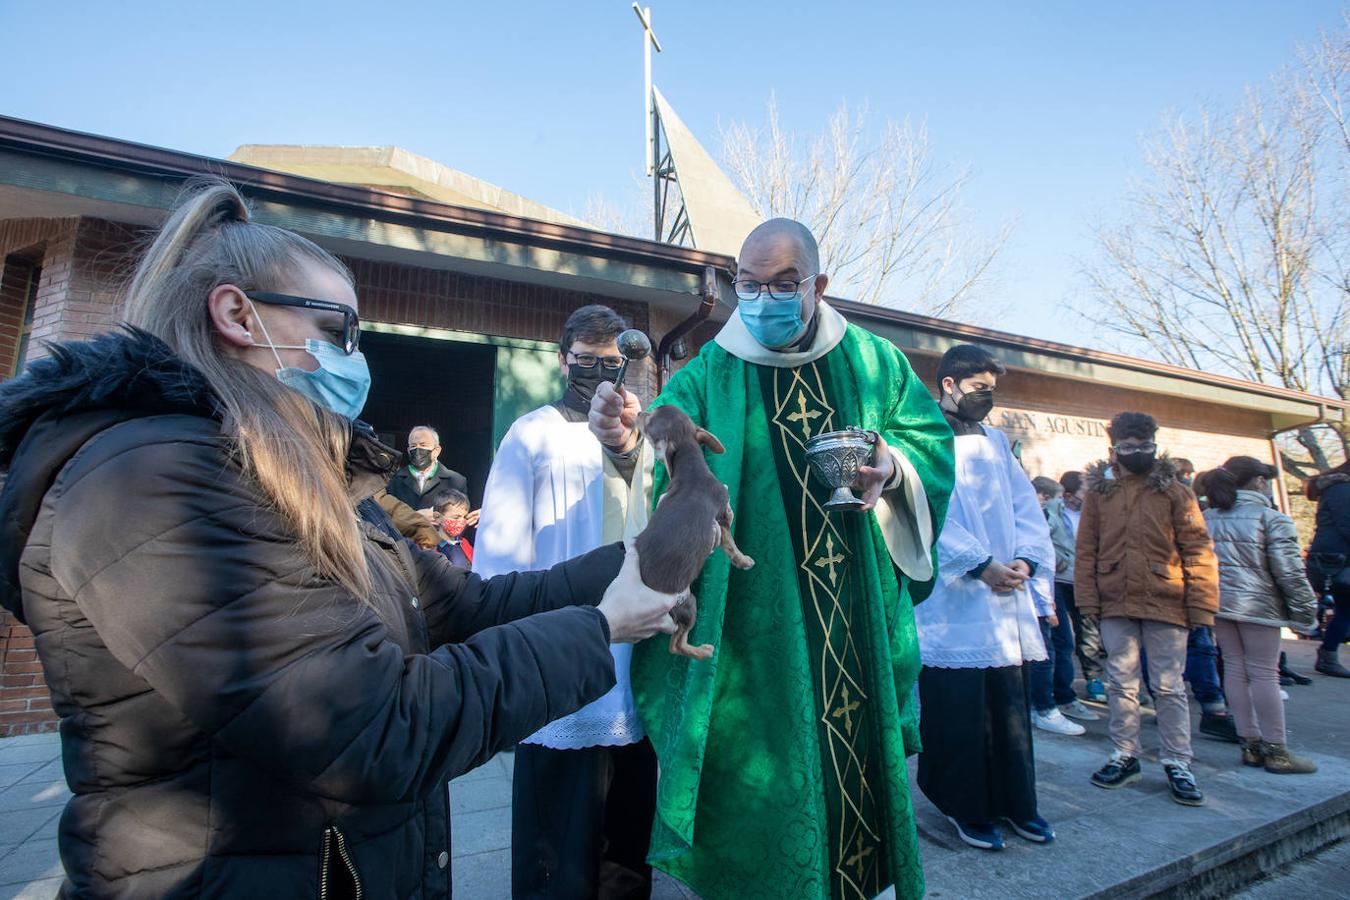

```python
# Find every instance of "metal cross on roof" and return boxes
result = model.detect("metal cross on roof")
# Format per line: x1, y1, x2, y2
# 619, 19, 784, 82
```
632, 4, 663, 178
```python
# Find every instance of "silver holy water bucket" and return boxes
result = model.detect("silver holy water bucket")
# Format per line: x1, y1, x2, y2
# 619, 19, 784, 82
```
804, 427, 879, 511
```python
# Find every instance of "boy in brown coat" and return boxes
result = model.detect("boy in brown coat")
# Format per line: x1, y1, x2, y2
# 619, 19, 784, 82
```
1075, 412, 1219, 806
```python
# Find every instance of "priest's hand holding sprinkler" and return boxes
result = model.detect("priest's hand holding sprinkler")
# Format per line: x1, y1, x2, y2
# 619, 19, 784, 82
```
590, 329, 650, 453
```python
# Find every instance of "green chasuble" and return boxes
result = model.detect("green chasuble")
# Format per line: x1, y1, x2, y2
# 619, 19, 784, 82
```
629, 304, 954, 900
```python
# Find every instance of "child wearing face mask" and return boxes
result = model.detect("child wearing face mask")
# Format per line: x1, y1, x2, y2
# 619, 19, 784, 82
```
434, 491, 475, 568
1046, 471, 1109, 704
1077, 411, 1220, 808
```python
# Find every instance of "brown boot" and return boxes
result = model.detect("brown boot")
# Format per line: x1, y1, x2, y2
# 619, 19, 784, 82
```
1262, 742, 1318, 774
1239, 737, 1265, 767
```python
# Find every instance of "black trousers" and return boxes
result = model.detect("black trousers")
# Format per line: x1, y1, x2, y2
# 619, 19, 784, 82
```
916, 665, 1039, 824
511, 740, 658, 900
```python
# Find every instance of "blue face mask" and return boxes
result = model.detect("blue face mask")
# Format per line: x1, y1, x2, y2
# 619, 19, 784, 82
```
739, 296, 807, 348
275, 340, 371, 421
251, 304, 372, 420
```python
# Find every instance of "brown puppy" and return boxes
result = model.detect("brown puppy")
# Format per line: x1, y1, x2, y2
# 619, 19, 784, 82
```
634, 406, 754, 659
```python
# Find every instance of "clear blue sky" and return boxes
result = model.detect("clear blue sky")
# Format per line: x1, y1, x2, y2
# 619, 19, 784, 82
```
2, 1, 1346, 345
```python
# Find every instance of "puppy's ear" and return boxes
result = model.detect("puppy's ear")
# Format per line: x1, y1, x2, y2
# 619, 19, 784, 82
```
695, 428, 726, 455
635, 411, 652, 435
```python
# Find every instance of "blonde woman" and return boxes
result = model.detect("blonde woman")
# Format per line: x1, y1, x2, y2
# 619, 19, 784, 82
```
0, 181, 677, 898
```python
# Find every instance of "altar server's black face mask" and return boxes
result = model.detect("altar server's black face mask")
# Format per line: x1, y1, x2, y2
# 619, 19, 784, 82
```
562, 352, 621, 413
941, 386, 996, 423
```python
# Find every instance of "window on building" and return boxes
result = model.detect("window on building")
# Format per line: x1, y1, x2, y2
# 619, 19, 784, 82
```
13, 264, 39, 375
1, 252, 41, 378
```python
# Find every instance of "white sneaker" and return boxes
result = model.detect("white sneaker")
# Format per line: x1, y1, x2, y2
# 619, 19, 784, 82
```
1059, 699, 1101, 721
1280, 689, 1290, 701
1032, 708, 1086, 735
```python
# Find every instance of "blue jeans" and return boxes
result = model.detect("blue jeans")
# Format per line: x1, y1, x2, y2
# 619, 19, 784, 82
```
1185, 626, 1225, 707
1030, 587, 1077, 712
1320, 583, 1350, 651
1142, 626, 1226, 708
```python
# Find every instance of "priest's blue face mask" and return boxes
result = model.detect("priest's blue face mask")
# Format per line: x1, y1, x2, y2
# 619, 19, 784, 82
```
249, 301, 371, 420
734, 273, 817, 348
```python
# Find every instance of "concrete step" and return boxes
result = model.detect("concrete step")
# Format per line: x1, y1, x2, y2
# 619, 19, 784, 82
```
920, 639, 1350, 899
1089, 790, 1350, 899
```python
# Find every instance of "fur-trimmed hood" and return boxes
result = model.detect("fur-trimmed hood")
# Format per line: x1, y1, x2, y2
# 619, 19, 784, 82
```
0, 327, 220, 467
0, 329, 398, 621
1307, 471, 1350, 502
1085, 455, 1180, 496
0, 329, 223, 622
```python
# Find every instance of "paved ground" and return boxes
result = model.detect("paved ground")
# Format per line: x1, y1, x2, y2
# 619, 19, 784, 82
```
1, 637, 1346, 898
0, 733, 69, 899
1231, 838, 1350, 899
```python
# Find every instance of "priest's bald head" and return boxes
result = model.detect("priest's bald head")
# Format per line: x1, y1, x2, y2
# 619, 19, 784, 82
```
733, 218, 830, 349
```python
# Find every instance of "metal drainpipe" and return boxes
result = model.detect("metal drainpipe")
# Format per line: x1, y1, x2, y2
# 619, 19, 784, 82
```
655, 266, 721, 390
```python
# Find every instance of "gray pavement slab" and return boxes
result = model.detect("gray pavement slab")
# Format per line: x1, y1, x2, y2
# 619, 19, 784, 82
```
0, 878, 63, 900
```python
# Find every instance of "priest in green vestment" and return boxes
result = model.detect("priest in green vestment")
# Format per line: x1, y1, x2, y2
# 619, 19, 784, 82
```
590, 219, 955, 900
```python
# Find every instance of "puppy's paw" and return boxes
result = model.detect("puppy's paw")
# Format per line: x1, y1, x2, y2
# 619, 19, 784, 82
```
686, 642, 715, 660
670, 637, 715, 660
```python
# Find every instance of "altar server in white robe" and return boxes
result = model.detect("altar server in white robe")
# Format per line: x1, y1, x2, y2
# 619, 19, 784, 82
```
913, 344, 1056, 854
474, 305, 658, 900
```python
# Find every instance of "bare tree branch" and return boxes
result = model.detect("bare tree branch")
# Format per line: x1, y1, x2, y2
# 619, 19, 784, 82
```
1080, 19, 1350, 477
717, 97, 1008, 320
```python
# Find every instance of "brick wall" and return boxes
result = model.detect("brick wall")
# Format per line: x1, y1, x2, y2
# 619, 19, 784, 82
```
27, 218, 139, 352
349, 258, 651, 346
0, 612, 54, 736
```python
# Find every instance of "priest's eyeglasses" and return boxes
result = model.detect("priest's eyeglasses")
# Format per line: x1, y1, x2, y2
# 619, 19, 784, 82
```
732, 273, 818, 302
1113, 442, 1157, 455
249, 292, 362, 355
567, 353, 625, 371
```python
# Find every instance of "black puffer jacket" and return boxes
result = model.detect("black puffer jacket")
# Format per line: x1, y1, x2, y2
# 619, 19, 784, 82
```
0, 330, 622, 899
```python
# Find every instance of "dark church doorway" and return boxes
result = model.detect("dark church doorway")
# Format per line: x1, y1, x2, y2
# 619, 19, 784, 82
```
360, 330, 497, 510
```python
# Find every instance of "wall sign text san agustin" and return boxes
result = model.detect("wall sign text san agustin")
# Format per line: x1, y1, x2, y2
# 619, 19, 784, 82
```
995, 409, 1110, 438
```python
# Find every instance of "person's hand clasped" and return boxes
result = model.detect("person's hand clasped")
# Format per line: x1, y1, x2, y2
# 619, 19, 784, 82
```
589, 381, 641, 453
854, 434, 896, 511
596, 540, 681, 643
980, 559, 1028, 593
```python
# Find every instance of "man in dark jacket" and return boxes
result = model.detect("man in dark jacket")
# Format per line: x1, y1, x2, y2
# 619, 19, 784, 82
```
1076, 412, 1219, 807
1307, 466, 1350, 676
387, 424, 470, 513
0, 330, 637, 899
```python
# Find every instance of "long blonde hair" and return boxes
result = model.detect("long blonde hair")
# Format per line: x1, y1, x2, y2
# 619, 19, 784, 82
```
124, 179, 372, 598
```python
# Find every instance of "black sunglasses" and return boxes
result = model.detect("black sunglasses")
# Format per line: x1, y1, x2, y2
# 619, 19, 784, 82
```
249, 291, 361, 355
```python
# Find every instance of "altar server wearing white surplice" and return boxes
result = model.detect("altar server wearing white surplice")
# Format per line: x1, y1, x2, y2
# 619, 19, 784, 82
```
474, 305, 657, 900
913, 344, 1056, 853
